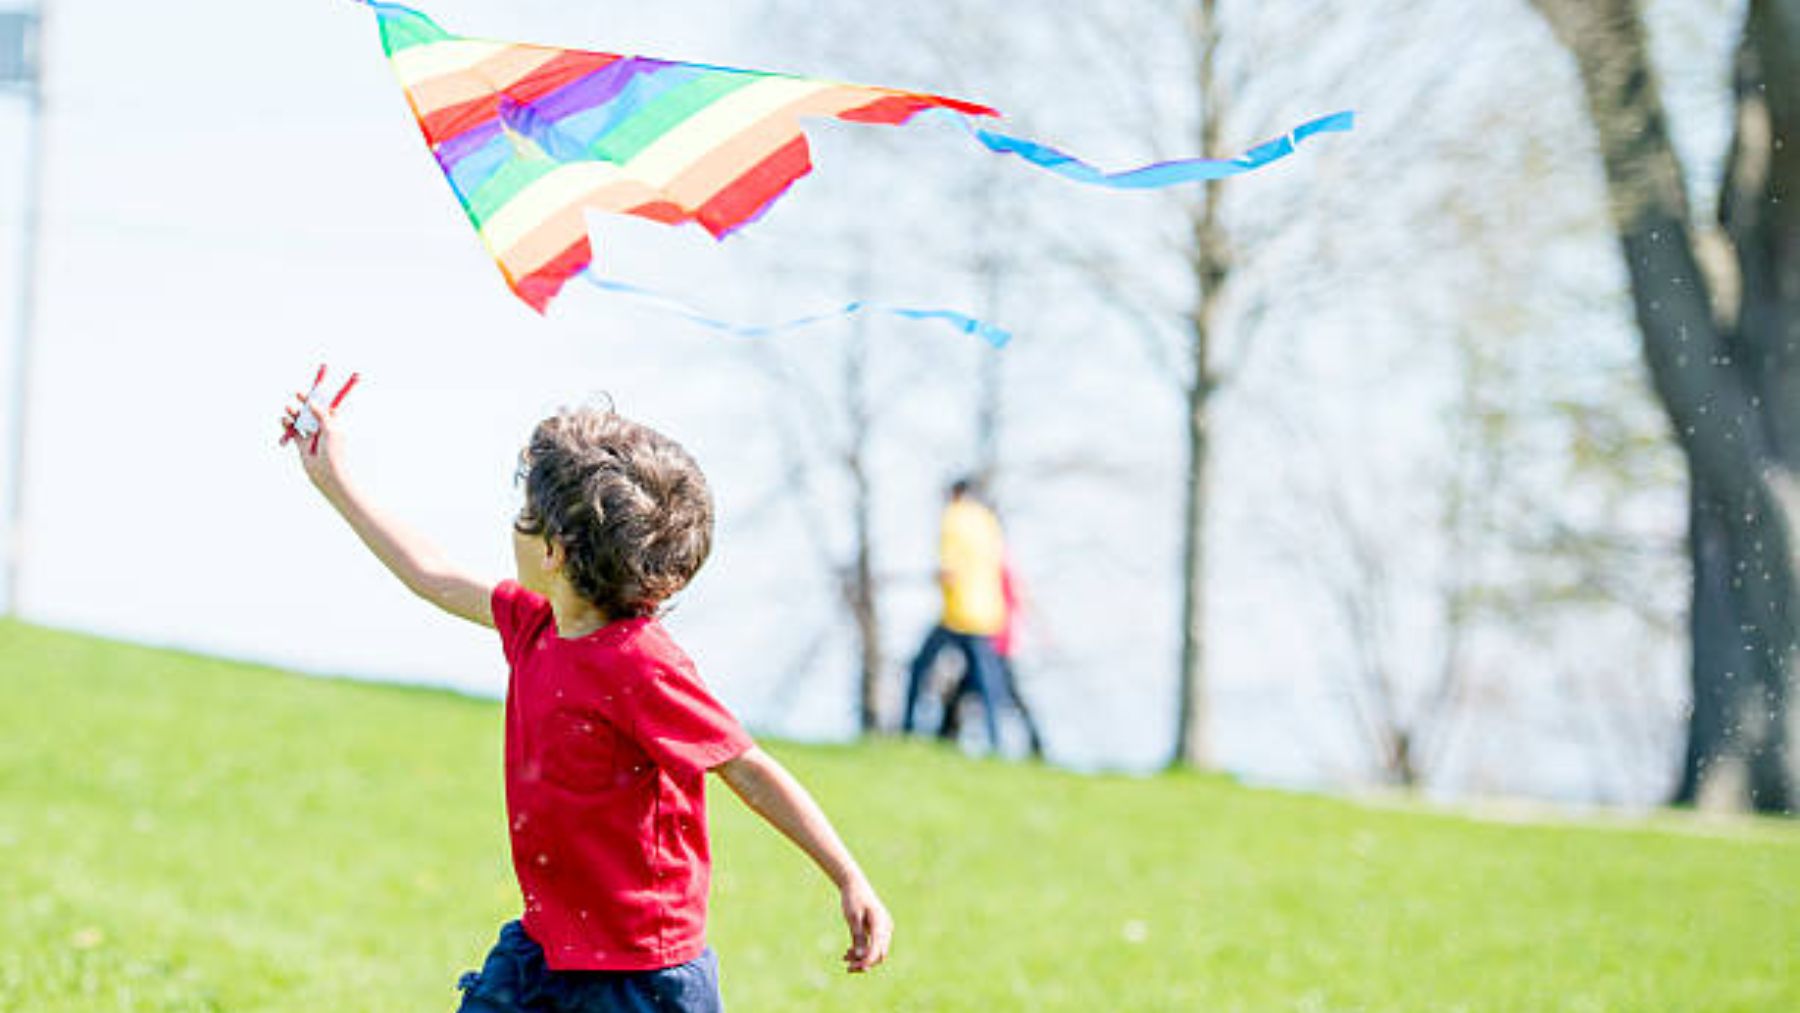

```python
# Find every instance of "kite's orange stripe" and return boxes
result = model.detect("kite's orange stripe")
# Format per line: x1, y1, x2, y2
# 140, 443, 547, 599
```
409, 46, 560, 122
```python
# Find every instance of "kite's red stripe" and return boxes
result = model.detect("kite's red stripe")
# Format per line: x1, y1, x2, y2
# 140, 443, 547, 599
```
837, 93, 998, 125
509, 51, 622, 108
420, 94, 503, 149
695, 135, 814, 238
421, 51, 622, 147
511, 235, 593, 314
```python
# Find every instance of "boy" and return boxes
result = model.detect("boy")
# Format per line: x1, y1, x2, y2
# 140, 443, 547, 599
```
282, 393, 892, 1012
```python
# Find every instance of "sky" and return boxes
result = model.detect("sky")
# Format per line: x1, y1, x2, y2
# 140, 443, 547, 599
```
0, 0, 1747, 801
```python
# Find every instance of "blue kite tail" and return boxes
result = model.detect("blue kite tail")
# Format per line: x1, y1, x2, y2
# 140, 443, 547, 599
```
582, 275, 1011, 348
965, 110, 1354, 189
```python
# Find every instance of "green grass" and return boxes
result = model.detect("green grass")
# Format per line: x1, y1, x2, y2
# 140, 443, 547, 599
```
1, 620, 1796, 1012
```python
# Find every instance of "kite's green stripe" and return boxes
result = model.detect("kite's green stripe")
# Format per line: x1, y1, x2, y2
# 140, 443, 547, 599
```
466, 157, 560, 225
377, 9, 452, 56
589, 73, 763, 164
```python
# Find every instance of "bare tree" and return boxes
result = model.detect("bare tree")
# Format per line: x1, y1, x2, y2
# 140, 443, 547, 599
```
746, 295, 894, 734
1166, 0, 1230, 768
842, 308, 885, 732
1015, 0, 1304, 770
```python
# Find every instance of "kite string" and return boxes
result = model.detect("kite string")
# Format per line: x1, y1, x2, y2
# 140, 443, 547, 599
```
582, 275, 1011, 347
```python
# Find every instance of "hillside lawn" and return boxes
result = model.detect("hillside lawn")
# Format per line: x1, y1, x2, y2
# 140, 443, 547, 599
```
0, 620, 1795, 1011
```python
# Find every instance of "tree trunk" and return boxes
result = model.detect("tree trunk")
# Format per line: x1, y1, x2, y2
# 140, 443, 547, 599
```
1532, 0, 1799, 811
1173, 0, 1225, 768
1717, 0, 1800, 810
1173, 327, 1214, 768
850, 459, 882, 733
1673, 484, 1759, 805
844, 303, 884, 735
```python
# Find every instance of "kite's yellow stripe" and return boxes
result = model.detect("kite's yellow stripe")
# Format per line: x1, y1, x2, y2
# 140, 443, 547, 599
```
407, 47, 562, 119
391, 40, 512, 90
623, 77, 835, 189
661, 86, 885, 209
479, 162, 626, 253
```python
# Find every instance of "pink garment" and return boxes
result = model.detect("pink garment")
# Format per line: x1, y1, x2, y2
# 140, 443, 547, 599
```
993, 558, 1022, 658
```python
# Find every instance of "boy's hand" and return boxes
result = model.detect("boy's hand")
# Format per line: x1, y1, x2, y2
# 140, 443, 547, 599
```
282, 392, 351, 499
714, 748, 891, 974
840, 878, 893, 973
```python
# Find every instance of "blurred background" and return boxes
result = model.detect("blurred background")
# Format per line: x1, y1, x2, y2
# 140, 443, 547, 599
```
1, 0, 1788, 813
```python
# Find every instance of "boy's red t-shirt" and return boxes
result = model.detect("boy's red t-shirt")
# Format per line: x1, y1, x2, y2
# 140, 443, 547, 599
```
491, 581, 754, 972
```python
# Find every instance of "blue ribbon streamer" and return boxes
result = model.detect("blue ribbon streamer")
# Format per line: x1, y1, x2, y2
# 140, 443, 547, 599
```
583, 276, 1012, 348
965, 110, 1355, 189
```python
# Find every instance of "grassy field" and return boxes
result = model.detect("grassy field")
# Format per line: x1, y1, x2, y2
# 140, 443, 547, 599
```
1, 620, 1796, 1011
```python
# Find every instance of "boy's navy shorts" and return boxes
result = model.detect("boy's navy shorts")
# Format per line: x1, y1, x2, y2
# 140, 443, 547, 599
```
456, 921, 723, 1012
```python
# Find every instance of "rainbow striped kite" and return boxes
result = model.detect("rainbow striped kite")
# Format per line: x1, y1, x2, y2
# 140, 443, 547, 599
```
360, 1, 1352, 317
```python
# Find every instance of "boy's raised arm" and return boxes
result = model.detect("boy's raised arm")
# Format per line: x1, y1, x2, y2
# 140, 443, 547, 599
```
283, 393, 495, 628
715, 746, 893, 973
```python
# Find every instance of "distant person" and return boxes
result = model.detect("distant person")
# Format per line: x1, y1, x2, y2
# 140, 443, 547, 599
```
283, 393, 891, 1012
902, 478, 1008, 752
940, 553, 1045, 758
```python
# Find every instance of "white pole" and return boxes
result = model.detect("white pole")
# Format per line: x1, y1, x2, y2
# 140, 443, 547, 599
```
4, 5, 44, 616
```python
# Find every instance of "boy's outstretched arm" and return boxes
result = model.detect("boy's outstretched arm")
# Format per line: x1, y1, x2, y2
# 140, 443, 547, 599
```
715, 747, 893, 973
283, 393, 495, 628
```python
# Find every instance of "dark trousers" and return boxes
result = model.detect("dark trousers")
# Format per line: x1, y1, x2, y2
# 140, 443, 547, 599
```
456, 921, 722, 1012
902, 625, 1006, 751
940, 655, 1044, 758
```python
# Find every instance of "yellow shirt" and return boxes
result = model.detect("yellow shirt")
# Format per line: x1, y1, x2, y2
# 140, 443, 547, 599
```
939, 498, 1006, 635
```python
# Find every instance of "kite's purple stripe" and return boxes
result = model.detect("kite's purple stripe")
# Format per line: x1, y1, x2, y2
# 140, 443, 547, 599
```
498, 63, 710, 164
435, 64, 710, 182
528, 59, 681, 122
436, 120, 503, 166
520, 61, 707, 158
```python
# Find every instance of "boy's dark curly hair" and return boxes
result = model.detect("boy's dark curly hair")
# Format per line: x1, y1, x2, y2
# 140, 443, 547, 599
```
514, 408, 713, 618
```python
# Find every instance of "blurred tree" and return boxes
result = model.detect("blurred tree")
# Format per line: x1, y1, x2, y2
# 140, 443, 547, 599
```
982, 0, 1259, 770
1033, 0, 1236, 770
748, 260, 892, 736
1532, 0, 1799, 813
842, 307, 885, 734
1171, 0, 1230, 768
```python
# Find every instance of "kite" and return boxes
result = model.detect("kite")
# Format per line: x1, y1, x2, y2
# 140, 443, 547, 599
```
356, 1, 1353, 339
